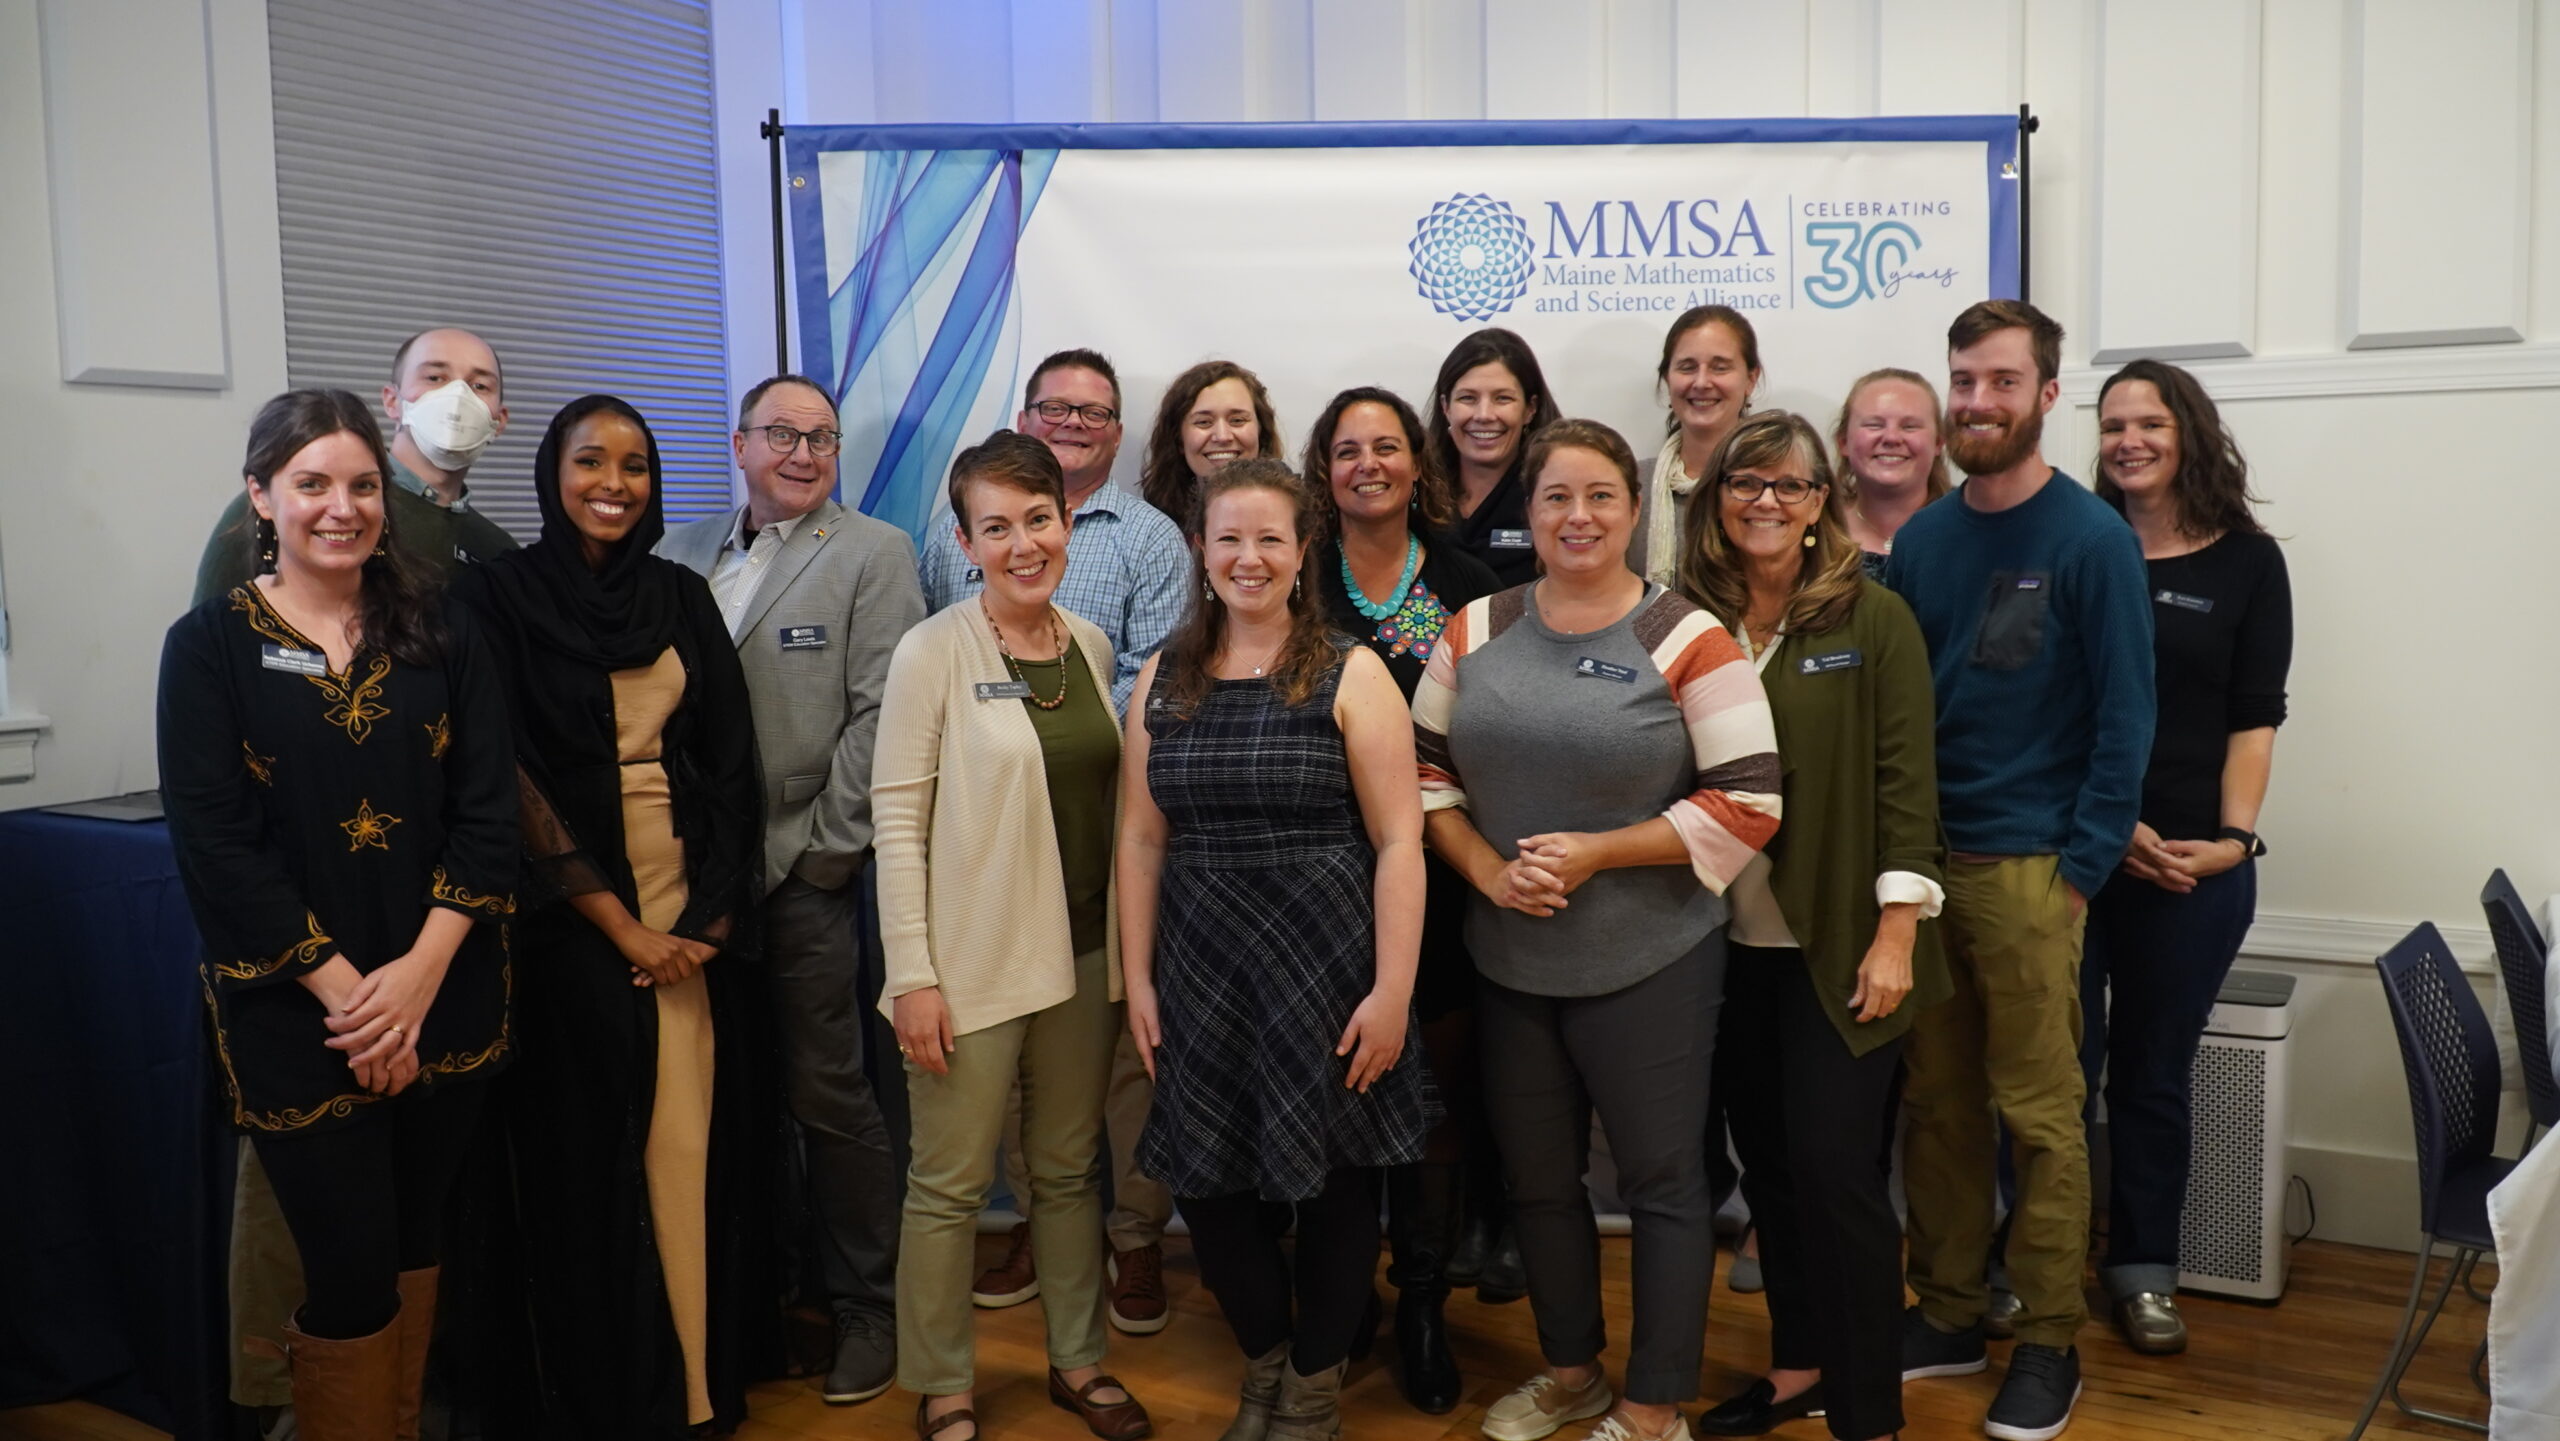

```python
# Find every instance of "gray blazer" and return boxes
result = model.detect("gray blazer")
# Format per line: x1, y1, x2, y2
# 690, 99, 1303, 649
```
660, 499, 926, 896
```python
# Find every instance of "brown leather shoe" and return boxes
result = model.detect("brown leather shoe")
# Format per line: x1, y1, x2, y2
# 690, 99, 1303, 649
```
1050, 1368, 1155, 1441
282, 1307, 400, 1440
393, 1267, 439, 1441
916, 1396, 979, 1441
1108, 1243, 1169, 1335
971, 1220, 1039, 1308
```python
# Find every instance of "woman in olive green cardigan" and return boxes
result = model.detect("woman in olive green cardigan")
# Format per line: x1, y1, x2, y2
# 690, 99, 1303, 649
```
1675, 411, 1946, 1441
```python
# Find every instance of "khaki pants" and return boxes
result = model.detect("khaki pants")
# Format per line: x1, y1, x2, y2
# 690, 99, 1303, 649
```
898, 949, 1117, 1394
228, 1142, 302, 1406
1901, 854, 2092, 1348
1001, 1026, 1172, 1252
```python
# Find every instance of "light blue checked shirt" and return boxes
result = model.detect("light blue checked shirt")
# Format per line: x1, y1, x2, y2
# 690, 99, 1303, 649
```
916, 478, 1189, 713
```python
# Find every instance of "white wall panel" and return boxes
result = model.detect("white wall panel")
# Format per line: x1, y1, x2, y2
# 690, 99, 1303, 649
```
871, 0, 1011, 122
2253, 0, 2345, 356
1485, 0, 1605, 120
1154, 0, 1252, 120
1603, 0, 1676, 117
2527, 0, 2560, 343
2089, 0, 2258, 360
1011, 0, 1111, 121
2341, 0, 2533, 348
1875, 0, 2022, 116
1107, 0, 1162, 120
1415, 0, 1485, 118
38, 0, 230, 388
1311, 0, 1418, 120
1676, 0, 1809, 118
1805, 0, 1879, 116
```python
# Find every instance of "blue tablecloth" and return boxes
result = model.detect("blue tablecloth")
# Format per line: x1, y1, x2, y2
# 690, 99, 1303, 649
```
0, 808, 227, 1440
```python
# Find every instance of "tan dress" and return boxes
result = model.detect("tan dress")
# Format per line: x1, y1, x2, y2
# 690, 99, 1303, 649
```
612, 647, 716, 1426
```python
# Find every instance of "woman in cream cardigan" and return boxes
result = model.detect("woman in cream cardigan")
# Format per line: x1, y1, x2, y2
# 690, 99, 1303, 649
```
873, 430, 1153, 1441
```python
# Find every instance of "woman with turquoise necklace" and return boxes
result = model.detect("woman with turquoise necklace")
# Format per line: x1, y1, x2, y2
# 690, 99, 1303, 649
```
1304, 386, 1504, 1417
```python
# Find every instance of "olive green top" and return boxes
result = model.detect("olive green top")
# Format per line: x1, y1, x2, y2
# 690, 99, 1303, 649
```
1015, 639, 1120, 955
1757, 578, 1951, 1054
191, 457, 520, 607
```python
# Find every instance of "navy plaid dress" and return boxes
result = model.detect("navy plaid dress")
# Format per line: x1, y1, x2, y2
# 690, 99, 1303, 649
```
1136, 652, 1434, 1201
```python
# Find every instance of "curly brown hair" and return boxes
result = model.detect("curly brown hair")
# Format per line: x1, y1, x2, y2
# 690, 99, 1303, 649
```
2093, 359, 2266, 540
1138, 360, 1282, 524
1297, 386, 1454, 537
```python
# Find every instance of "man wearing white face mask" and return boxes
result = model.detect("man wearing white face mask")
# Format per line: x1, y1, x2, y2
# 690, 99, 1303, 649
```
192, 327, 519, 605
183, 328, 517, 1434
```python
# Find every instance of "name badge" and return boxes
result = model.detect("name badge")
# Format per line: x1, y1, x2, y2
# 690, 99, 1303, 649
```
1574, 656, 1638, 684
778, 624, 829, 650
975, 680, 1034, 701
259, 643, 329, 677
2154, 589, 2214, 614
2015, 576, 2043, 590
1800, 648, 1863, 674
1489, 528, 1533, 550
963, 566, 985, 584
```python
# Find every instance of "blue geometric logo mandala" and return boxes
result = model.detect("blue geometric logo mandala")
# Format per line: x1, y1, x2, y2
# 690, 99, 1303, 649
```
1408, 194, 1536, 323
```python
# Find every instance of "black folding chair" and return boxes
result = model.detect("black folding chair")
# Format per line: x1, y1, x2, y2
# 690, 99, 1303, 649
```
2481, 868, 2558, 1150
2345, 922, 2511, 1438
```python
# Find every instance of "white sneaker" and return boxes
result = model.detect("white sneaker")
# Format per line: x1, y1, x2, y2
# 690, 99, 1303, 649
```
1481, 1371, 1615, 1441
1587, 1412, 1691, 1441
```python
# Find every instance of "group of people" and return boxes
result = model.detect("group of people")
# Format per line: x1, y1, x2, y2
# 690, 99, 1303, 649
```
158, 295, 2290, 1441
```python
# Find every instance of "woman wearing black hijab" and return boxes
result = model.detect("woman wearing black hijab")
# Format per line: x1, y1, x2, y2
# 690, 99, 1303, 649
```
448, 396, 769, 1439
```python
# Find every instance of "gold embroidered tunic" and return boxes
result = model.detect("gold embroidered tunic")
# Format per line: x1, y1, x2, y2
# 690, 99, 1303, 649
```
158, 586, 518, 1133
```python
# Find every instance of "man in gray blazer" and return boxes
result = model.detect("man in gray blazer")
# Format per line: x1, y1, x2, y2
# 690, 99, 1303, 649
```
661, 374, 926, 1405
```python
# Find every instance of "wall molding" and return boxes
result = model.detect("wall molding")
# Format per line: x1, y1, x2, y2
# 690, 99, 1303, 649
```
0, 713, 50, 784
2240, 909, 2494, 975
2062, 341, 2560, 405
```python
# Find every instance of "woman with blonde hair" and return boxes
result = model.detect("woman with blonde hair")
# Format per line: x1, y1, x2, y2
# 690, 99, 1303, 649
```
1828, 368, 1952, 575
1676, 410, 1946, 1441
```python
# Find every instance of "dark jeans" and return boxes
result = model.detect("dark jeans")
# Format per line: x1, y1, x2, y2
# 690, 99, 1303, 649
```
2079, 859, 2257, 1297
253, 1080, 488, 1339
1720, 945, 1905, 1441
1180, 1167, 1381, 1373
1479, 932, 1723, 1405
766, 873, 902, 1319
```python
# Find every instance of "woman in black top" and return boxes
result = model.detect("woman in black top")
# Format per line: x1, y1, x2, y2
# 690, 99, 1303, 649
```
159, 389, 516, 1439
448, 396, 770, 1439
1305, 387, 1503, 1413
2082, 359, 2292, 1356
1426, 328, 1563, 589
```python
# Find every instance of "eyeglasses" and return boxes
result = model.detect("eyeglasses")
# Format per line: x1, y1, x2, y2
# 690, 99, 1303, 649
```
1722, 474, 1824, 504
752, 424, 842, 457
1030, 398, 1119, 427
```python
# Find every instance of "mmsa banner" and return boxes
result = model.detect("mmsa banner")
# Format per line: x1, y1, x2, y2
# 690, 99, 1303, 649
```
783, 117, 2022, 540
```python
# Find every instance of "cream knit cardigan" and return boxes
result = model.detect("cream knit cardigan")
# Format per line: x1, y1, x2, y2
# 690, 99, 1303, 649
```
871, 600, 1123, 1037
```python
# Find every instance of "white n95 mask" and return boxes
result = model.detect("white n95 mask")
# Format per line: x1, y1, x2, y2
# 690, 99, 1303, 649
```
400, 379, 498, 471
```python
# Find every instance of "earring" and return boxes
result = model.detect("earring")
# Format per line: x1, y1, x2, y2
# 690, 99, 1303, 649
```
1803, 530, 1817, 550
372, 512, 391, 559
255, 516, 278, 572
1203, 578, 1214, 603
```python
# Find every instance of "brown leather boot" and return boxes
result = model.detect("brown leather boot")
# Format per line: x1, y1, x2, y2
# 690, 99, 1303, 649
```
392, 1268, 439, 1441
283, 1308, 400, 1441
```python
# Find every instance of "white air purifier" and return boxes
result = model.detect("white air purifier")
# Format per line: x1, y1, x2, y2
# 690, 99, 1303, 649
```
2177, 968, 2294, 1301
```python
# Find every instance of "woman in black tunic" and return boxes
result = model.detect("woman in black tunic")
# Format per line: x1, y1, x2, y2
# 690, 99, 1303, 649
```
1304, 386, 1502, 1414
1119, 459, 1432, 1441
1426, 327, 1563, 589
159, 389, 516, 1441
447, 396, 770, 1440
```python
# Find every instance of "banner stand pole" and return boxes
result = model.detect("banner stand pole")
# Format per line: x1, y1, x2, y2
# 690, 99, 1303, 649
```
2017, 104, 2039, 306
763, 108, 789, 375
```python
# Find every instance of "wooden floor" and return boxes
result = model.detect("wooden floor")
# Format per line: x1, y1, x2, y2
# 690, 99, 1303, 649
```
0, 1235, 2495, 1441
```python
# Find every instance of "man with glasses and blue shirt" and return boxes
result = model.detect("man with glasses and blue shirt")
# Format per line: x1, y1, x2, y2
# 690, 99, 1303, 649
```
914, 347, 1190, 1336
661, 373, 926, 1405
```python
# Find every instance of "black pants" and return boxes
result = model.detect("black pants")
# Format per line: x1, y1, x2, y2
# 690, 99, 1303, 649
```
1720, 945, 1905, 1440
253, 1080, 489, 1339
2080, 860, 2256, 1295
1479, 933, 1722, 1405
1179, 1168, 1380, 1373
765, 874, 902, 1318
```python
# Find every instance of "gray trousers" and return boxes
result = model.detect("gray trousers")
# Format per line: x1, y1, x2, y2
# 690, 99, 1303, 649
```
767, 873, 902, 1318
1478, 930, 1725, 1405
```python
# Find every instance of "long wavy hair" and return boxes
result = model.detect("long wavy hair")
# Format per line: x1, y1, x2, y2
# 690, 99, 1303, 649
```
1677, 411, 1865, 638
1138, 359, 1282, 523
2093, 359, 2266, 539
1154, 459, 1339, 718
1829, 367, 1953, 504
241, 388, 445, 666
1298, 386, 1454, 537
1424, 327, 1562, 492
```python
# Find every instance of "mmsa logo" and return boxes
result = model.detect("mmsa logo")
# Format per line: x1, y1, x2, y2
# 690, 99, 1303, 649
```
1408, 194, 1536, 323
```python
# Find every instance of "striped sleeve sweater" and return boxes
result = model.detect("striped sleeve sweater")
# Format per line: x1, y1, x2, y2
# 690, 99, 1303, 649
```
1411, 581, 1781, 997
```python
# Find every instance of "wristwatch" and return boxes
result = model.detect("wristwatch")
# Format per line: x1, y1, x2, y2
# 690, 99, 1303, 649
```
2215, 826, 2266, 858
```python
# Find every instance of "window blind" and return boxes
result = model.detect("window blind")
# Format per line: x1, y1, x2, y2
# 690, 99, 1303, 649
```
267, 0, 735, 540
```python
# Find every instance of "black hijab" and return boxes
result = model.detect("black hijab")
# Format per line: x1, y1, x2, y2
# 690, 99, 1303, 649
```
471, 394, 687, 670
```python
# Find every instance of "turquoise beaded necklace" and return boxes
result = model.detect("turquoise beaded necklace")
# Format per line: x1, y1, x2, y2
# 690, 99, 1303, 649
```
1341, 534, 1422, 622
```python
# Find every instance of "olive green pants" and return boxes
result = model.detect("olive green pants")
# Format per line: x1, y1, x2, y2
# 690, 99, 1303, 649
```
897, 948, 1117, 1394
1901, 854, 2092, 1349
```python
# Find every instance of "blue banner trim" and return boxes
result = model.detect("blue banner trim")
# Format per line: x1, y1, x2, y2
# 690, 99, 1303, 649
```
781, 115, 2021, 153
